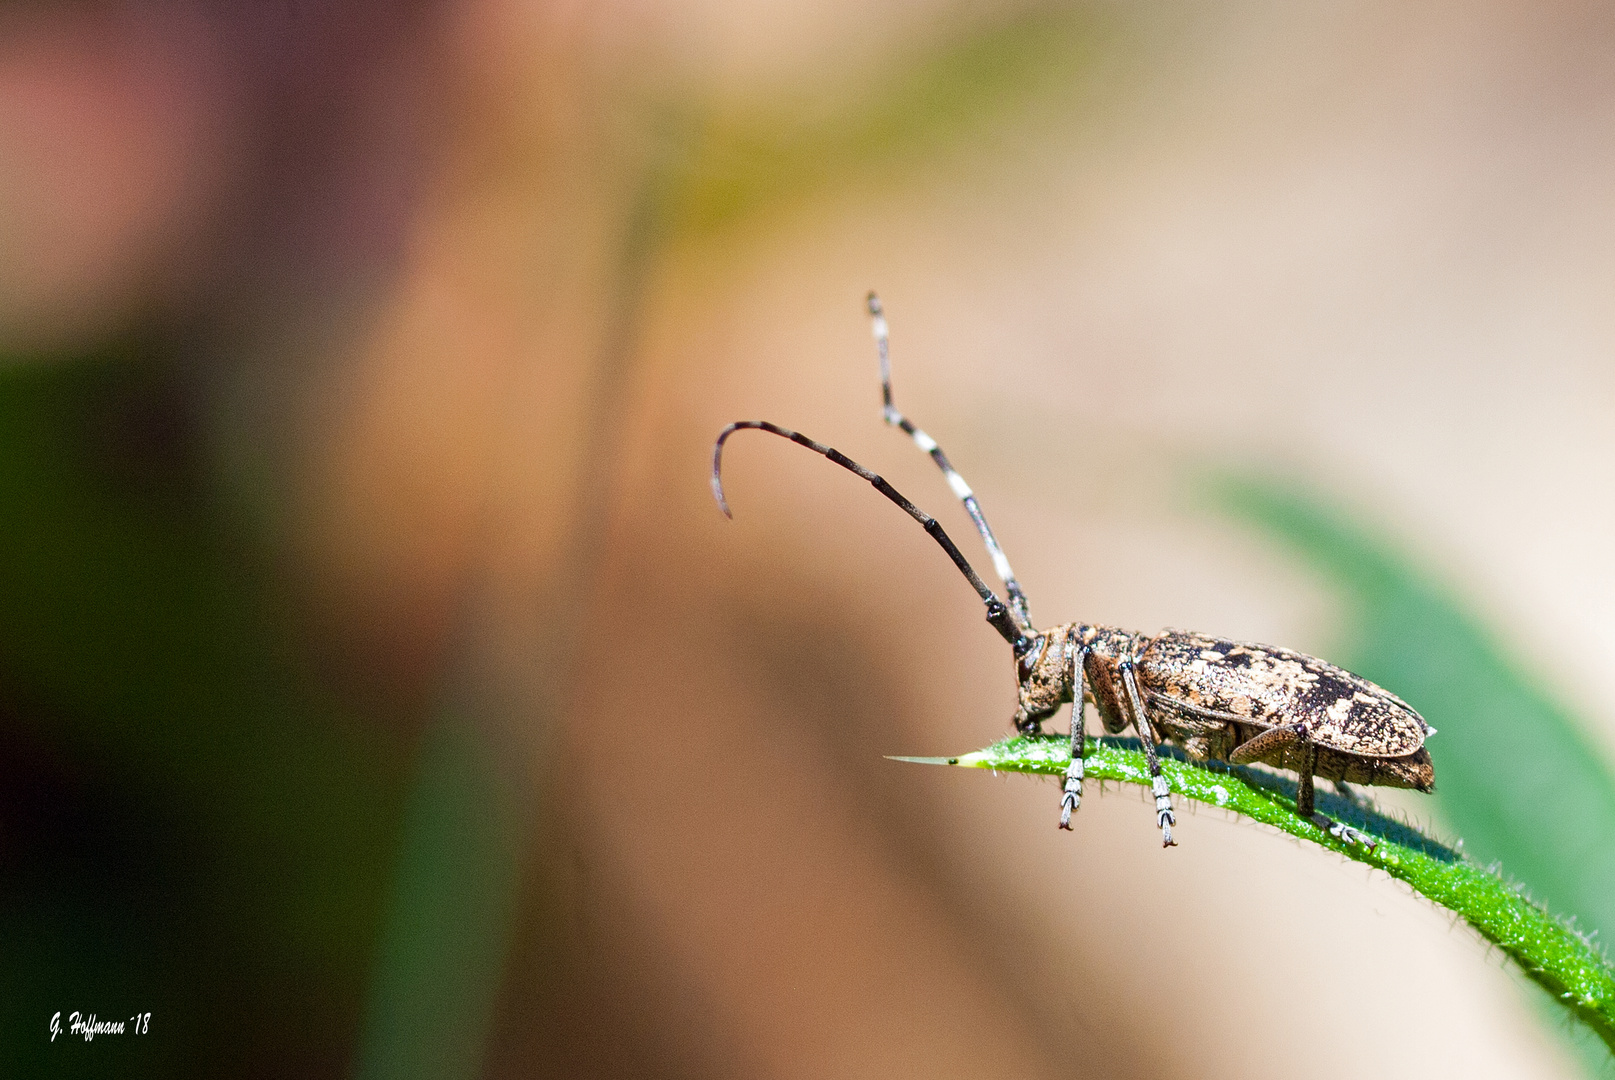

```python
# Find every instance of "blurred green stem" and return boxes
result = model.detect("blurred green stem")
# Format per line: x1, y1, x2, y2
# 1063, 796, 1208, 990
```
899, 735, 1615, 1056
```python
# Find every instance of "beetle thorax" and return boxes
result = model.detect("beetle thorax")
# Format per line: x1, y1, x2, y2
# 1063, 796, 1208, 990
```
1071, 623, 1147, 679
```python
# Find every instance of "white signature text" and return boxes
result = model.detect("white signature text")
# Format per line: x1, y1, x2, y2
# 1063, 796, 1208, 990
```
50, 1011, 151, 1042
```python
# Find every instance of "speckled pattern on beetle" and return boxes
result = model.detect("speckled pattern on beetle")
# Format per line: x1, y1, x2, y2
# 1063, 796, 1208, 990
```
713, 293, 1435, 849
1013, 624, 1434, 845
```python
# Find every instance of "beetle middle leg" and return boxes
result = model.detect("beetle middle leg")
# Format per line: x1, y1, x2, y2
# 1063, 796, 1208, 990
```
1119, 650, 1176, 847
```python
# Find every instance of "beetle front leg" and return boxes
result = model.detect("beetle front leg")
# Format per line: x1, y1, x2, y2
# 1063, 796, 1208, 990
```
1119, 656, 1176, 847
1059, 647, 1089, 830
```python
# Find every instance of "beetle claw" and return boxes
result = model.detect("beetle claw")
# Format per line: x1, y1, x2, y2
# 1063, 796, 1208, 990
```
1313, 812, 1376, 850
1157, 806, 1177, 846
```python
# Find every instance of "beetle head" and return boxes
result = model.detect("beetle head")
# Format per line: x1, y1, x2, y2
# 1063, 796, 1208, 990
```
1012, 628, 1071, 734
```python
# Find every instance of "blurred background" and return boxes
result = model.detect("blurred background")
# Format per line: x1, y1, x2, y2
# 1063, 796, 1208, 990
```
6, 1, 1615, 1077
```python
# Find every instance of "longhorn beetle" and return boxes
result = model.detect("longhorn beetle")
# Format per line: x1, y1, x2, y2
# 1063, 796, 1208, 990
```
711, 294, 1435, 848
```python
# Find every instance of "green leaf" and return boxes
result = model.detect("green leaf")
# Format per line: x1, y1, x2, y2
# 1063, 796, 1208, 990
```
1210, 476, 1615, 968
900, 735, 1615, 1054
1206, 473, 1615, 1069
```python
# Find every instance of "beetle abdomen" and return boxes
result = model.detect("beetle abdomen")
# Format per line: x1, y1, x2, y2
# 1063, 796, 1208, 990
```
1140, 630, 1429, 758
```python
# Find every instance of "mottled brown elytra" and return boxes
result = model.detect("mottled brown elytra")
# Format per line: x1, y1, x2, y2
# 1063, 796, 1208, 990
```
712, 295, 1434, 848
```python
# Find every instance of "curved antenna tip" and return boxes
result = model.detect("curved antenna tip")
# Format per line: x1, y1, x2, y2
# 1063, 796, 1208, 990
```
866, 291, 883, 315
711, 473, 734, 518
711, 423, 741, 518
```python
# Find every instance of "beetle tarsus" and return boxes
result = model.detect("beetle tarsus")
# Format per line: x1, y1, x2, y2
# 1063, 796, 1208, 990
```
1312, 811, 1376, 850
1153, 777, 1177, 846
1060, 667, 1086, 831
1059, 756, 1083, 830
1058, 791, 1077, 830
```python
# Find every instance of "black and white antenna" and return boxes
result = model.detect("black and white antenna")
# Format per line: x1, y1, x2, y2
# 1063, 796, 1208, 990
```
711, 419, 1028, 647
867, 292, 1031, 627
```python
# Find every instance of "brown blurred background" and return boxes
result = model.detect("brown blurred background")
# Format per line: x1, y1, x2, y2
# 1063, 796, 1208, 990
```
5, 1, 1615, 1077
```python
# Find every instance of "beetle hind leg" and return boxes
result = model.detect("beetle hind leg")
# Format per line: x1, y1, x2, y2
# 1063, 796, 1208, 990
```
1312, 813, 1376, 849
1299, 751, 1376, 848
1230, 722, 1304, 766
1232, 729, 1376, 849
1332, 778, 1366, 804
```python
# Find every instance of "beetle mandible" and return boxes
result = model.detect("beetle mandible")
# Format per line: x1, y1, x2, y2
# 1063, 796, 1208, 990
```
711, 294, 1435, 848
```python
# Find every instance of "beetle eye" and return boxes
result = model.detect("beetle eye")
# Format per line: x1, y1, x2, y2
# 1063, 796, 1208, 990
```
1017, 635, 1046, 674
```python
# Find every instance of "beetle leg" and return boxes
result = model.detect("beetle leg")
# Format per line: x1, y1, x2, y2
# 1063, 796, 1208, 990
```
1060, 646, 1089, 830
1119, 655, 1176, 847
1297, 745, 1376, 847
1313, 813, 1376, 850
1294, 741, 1318, 817
1229, 722, 1303, 765
1332, 778, 1367, 805
1233, 728, 1377, 848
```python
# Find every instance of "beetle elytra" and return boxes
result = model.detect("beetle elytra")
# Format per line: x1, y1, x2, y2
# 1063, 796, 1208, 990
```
712, 294, 1434, 847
